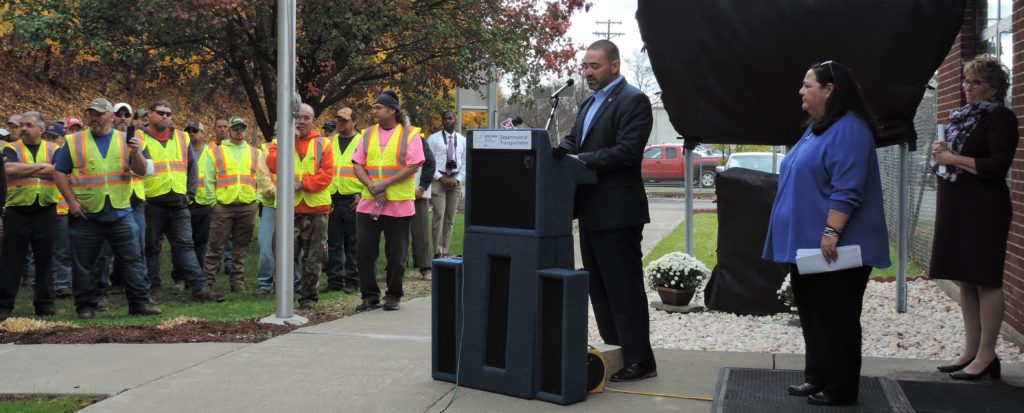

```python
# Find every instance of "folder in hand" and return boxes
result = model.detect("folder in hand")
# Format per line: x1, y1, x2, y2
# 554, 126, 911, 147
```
795, 245, 863, 274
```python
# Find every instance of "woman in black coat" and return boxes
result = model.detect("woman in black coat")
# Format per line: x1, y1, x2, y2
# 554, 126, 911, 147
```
930, 55, 1019, 381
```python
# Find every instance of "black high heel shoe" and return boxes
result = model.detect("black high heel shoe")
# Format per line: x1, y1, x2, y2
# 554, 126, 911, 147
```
950, 357, 1000, 380
937, 356, 975, 373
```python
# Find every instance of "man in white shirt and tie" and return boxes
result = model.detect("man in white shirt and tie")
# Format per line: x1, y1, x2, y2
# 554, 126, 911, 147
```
426, 112, 466, 258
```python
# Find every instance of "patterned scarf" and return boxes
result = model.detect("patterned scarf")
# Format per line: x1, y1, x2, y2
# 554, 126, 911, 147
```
932, 97, 1003, 182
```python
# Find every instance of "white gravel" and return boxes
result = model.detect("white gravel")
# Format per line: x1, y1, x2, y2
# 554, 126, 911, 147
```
588, 279, 1024, 362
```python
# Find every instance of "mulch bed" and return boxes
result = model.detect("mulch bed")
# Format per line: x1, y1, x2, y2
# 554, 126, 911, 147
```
0, 313, 334, 345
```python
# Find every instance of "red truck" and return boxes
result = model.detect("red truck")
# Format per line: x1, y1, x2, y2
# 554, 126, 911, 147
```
641, 144, 722, 187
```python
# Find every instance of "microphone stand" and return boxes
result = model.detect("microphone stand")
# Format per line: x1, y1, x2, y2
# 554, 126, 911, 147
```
544, 95, 561, 137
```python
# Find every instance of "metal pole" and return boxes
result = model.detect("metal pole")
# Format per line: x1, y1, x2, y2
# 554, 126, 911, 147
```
262, 0, 306, 326
772, 146, 779, 173
684, 143, 694, 255
896, 143, 909, 313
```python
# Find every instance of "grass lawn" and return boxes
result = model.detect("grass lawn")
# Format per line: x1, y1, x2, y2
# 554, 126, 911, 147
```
642, 212, 924, 280
7, 213, 465, 327
0, 395, 102, 413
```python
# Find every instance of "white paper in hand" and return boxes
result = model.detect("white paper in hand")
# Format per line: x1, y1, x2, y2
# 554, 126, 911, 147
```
795, 245, 863, 274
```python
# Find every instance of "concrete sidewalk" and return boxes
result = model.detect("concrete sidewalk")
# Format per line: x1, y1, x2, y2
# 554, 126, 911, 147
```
42, 296, 1013, 412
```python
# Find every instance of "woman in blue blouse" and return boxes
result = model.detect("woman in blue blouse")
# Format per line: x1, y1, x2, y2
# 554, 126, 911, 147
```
763, 61, 891, 406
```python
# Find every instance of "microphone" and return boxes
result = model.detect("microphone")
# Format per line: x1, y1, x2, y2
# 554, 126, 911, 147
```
550, 79, 575, 99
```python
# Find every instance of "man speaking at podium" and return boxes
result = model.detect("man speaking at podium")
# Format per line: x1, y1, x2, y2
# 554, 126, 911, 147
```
556, 39, 656, 382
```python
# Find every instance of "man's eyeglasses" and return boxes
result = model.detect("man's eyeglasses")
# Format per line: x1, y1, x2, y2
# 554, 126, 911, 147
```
115, 111, 132, 118
153, 110, 172, 118
231, 126, 247, 132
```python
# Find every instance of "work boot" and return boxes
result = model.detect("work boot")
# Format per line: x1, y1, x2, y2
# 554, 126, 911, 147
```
230, 281, 247, 293
150, 288, 163, 304
172, 280, 186, 291
320, 283, 344, 293
299, 300, 316, 310
129, 303, 162, 316
383, 295, 401, 311
258, 288, 272, 297
55, 287, 73, 299
96, 297, 109, 312
420, 268, 432, 281
341, 285, 357, 294
77, 308, 95, 319
192, 287, 225, 302
35, 304, 57, 316
355, 298, 380, 312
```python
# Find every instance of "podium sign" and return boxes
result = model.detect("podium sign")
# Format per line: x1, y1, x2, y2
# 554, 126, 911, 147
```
432, 129, 595, 405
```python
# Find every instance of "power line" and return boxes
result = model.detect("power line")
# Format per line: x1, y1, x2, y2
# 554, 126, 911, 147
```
594, 20, 624, 40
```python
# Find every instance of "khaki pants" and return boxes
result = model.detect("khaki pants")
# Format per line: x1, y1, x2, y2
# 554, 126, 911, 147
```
430, 180, 462, 257
203, 202, 258, 285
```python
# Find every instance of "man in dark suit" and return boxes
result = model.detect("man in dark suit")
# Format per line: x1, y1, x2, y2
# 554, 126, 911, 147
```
557, 40, 656, 381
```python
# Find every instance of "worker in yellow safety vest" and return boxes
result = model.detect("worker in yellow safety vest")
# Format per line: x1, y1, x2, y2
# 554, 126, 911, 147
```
265, 103, 334, 309
138, 98, 224, 304
322, 107, 365, 294
351, 90, 425, 312
0, 111, 60, 321
201, 116, 261, 293
52, 99, 156, 319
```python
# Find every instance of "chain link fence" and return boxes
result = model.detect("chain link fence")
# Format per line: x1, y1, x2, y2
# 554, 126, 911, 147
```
876, 86, 938, 276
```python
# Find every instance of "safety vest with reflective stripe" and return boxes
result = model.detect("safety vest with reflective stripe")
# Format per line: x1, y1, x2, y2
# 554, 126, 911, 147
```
6, 140, 59, 207
295, 136, 332, 208
259, 141, 276, 208
212, 143, 260, 204
130, 131, 147, 202
194, 146, 216, 206
141, 128, 190, 197
359, 125, 418, 201
65, 130, 133, 213
331, 132, 363, 195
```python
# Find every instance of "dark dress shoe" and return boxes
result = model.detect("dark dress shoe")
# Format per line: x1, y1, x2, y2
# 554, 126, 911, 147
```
937, 356, 975, 373
610, 360, 658, 382
807, 391, 856, 406
787, 382, 823, 396
950, 357, 1000, 380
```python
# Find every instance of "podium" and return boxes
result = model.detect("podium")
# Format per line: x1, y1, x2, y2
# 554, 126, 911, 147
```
431, 129, 596, 405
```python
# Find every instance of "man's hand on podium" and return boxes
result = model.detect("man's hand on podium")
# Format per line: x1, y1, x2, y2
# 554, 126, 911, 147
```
552, 146, 568, 159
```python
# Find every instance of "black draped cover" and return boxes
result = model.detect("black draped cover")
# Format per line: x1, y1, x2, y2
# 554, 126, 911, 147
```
637, 0, 965, 148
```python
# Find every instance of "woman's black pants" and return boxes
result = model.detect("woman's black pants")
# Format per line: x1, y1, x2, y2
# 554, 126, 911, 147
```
791, 264, 872, 402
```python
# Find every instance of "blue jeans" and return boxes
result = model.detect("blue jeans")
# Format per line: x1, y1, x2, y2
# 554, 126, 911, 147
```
256, 206, 301, 291
52, 215, 72, 290
93, 203, 147, 297
146, 202, 207, 291
69, 214, 150, 309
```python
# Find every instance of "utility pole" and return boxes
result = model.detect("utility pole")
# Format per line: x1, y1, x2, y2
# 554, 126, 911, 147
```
594, 20, 624, 40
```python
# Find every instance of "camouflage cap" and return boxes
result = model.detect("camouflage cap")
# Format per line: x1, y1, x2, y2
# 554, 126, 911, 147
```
229, 116, 247, 128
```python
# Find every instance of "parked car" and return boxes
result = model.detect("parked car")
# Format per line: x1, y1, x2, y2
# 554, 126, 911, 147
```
641, 144, 722, 187
715, 152, 785, 174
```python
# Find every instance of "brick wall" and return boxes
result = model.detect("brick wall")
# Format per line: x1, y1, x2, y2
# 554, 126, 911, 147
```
1006, 0, 1024, 335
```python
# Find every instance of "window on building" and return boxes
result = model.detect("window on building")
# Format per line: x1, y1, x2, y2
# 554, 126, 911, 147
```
979, 0, 1013, 96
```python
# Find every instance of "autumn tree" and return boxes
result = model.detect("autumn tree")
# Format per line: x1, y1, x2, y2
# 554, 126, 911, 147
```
5, 0, 591, 139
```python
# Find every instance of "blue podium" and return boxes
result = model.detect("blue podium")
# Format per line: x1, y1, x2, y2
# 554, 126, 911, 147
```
432, 129, 596, 405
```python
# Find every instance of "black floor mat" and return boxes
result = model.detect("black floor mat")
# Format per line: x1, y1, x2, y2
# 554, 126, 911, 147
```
897, 380, 1024, 413
711, 368, 910, 413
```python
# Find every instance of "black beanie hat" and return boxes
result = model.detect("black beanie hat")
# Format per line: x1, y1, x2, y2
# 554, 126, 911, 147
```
375, 90, 400, 111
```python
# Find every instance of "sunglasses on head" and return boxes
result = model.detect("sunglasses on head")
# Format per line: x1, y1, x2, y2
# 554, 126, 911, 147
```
818, 60, 836, 81
153, 109, 172, 118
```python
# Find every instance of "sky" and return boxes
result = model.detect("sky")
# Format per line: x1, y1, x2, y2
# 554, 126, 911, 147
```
566, 1, 647, 83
